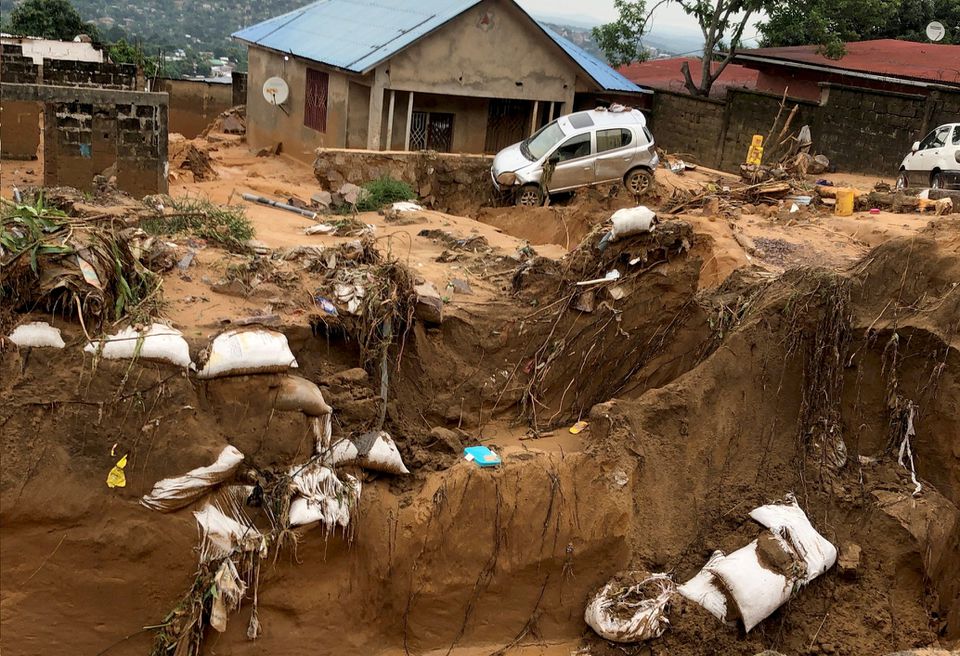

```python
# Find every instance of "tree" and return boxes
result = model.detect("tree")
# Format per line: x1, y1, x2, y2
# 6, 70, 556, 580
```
591, 0, 657, 67
595, 0, 769, 96
7, 0, 100, 41
759, 0, 959, 56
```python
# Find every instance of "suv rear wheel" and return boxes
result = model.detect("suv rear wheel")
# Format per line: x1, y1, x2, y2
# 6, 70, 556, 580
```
516, 184, 542, 207
896, 170, 909, 191
624, 168, 653, 196
931, 171, 944, 189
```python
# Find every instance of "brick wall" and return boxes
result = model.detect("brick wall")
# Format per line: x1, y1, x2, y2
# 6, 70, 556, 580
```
0, 45, 40, 84
43, 59, 136, 90
649, 91, 726, 166
648, 82, 960, 175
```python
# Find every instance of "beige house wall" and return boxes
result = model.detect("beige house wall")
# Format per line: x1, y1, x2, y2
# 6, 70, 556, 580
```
161, 79, 233, 138
245, 47, 353, 162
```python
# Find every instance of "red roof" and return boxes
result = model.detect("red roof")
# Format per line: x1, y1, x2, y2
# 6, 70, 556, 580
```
618, 57, 758, 98
735, 39, 960, 85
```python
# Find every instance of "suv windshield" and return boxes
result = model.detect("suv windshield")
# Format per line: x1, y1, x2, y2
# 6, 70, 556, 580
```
522, 121, 565, 161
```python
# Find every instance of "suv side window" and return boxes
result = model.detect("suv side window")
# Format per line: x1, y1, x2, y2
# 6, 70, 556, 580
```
596, 128, 633, 153
953, 126, 960, 146
554, 133, 592, 162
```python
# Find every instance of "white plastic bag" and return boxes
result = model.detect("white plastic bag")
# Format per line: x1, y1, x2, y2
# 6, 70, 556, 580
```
197, 329, 298, 379
8, 321, 66, 348
194, 497, 265, 562
584, 572, 675, 643
327, 430, 410, 475
84, 323, 192, 367
677, 550, 728, 622
749, 499, 837, 583
608, 206, 657, 242
210, 558, 247, 633
141, 445, 244, 511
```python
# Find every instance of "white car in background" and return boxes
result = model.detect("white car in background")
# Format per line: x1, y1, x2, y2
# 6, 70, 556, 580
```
896, 122, 960, 190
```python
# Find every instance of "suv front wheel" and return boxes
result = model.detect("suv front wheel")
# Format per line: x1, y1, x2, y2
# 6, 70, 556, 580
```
516, 184, 543, 207
931, 171, 944, 189
624, 168, 653, 196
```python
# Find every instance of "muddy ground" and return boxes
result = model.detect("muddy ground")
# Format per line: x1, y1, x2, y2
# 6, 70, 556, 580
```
1, 136, 958, 656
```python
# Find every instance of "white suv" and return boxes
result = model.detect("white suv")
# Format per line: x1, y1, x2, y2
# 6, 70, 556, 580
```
896, 123, 960, 190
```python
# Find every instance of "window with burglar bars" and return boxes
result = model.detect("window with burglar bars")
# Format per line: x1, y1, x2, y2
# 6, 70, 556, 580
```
304, 69, 328, 132
410, 111, 454, 152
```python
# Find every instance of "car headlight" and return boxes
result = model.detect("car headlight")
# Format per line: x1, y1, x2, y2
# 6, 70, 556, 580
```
496, 171, 518, 186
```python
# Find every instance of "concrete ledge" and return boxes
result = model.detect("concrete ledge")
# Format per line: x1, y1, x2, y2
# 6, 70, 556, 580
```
1, 83, 168, 106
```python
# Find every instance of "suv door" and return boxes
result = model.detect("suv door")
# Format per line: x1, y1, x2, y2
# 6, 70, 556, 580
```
907, 126, 951, 184
545, 132, 595, 192
594, 127, 635, 183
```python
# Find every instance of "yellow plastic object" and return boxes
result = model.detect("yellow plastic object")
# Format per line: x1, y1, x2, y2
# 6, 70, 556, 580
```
107, 454, 128, 488
746, 135, 764, 166
569, 420, 589, 435
835, 188, 855, 216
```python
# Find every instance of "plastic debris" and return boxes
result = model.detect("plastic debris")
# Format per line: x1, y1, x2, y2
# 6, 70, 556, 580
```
8, 321, 66, 348
196, 329, 298, 379
305, 223, 336, 235
464, 445, 501, 467
85, 323, 192, 368
569, 420, 589, 434
210, 558, 247, 633
106, 454, 128, 488
141, 445, 245, 512
287, 462, 361, 530
387, 201, 423, 212
327, 430, 410, 475
576, 270, 621, 286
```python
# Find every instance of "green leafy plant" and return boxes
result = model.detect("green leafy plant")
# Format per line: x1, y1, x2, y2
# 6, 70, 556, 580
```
141, 196, 254, 251
0, 195, 73, 273
357, 177, 416, 212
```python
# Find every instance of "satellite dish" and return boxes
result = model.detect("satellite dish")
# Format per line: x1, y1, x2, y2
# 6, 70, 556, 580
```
262, 76, 289, 105
926, 21, 945, 42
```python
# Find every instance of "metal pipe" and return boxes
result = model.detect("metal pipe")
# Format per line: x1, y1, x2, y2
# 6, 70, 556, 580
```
241, 193, 318, 219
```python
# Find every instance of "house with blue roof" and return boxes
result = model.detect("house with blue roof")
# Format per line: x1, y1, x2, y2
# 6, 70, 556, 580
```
232, 0, 650, 161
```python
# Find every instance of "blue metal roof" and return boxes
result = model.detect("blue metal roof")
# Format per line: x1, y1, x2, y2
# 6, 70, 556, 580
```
232, 0, 482, 74
537, 23, 650, 94
232, 0, 649, 93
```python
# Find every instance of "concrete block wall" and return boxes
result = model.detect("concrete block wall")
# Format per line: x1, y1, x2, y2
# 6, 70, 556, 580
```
43, 59, 137, 90
1, 46, 43, 158
649, 91, 726, 166
718, 89, 819, 170
160, 78, 233, 137
1, 45, 40, 83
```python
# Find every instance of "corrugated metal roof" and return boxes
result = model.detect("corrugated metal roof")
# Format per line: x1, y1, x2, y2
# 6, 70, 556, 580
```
537, 23, 649, 93
232, 0, 482, 74
233, 0, 648, 93
734, 39, 960, 86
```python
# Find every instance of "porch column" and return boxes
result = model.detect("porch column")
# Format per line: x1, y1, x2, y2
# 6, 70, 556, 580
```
530, 100, 539, 135
547, 101, 555, 122
385, 89, 396, 150
366, 64, 388, 150
404, 91, 415, 151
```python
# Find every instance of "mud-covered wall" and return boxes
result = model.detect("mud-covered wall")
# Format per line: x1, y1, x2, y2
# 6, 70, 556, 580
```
649, 82, 960, 175
245, 47, 352, 162
160, 78, 233, 138
313, 148, 494, 214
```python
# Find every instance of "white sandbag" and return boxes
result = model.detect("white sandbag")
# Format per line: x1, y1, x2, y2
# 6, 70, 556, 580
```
288, 462, 361, 530
84, 323, 192, 367
196, 329, 298, 379
8, 321, 66, 348
704, 539, 794, 632
327, 430, 410, 475
388, 201, 423, 212
273, 375, 332, 417
141, 445, 244, 512
677, 550, 728, 622
608, 206, 657, 242
194, 499, 266, 562
584, 572, 675, 643
750, 499, 837, 583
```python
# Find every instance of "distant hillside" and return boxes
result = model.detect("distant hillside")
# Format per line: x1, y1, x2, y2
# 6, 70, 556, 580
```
536, 15, 704, 60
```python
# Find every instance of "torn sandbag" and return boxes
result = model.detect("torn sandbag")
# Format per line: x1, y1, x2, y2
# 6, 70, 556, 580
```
141, 445, 244, 512
8, 321, 66, 348
84, 323, 192, 368
609, 206, 657, 242
194, 493, 266, 562
677, 550, 729, 622
272, 375, 332, 417
327, 430, 410, 475
749, 497, 837, 583
196, 328, 298, 379
584, 571, 675, 643
287, 461, 361, 530
209, 558, 247, 633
